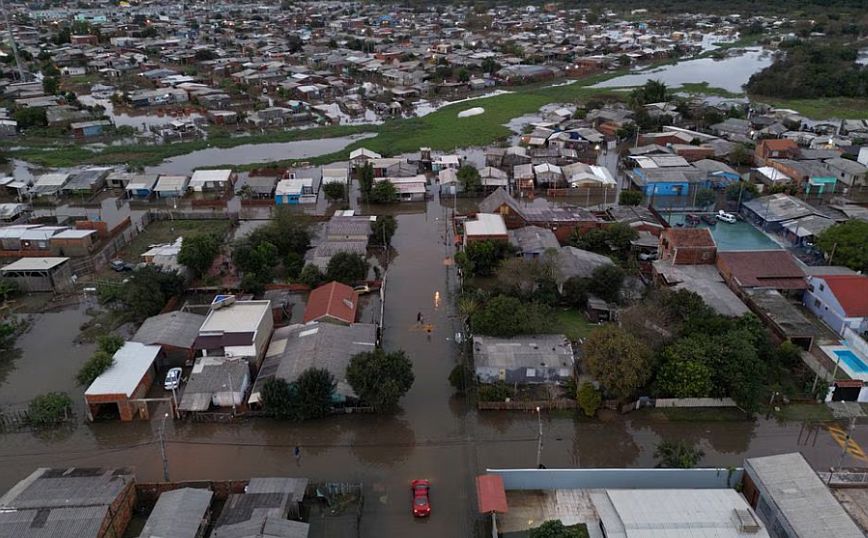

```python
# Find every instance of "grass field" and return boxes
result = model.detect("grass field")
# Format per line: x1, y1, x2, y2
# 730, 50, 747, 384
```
677, 82, 745, 98
554, 308, 596, 342
116, 219, 230, 262
750, 96, 868, 119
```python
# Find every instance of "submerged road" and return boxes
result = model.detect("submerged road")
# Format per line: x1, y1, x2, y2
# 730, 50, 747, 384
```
1, 188, 867, 537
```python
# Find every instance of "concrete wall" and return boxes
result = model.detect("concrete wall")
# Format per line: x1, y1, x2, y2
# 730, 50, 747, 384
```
488, 467, 743, 491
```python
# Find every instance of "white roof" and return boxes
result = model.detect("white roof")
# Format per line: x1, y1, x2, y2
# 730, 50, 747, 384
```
755, 166, 791, 183
52, 229, 97, 239
439, 168, 458, 184
465, 213, 507, 237
533, 163, 563, 175
349, 148, 381, 160
34, 173, 70, 187
84, 342, 161, 397
598, 489, 769, 538
126, 175, 157, 191
434, 155, 461, 165
154, 175, 189, 191
275, 178, 313, 195
322, 167, 348, 180
190, 169, 233, 185
1, 257, 69, 272
200, 300, 271, 334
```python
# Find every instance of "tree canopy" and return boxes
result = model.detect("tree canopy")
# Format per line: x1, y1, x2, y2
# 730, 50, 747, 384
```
455, 240, 515, 277
347, 349, 415, 412
370, 215, 398, 247
369, 180, 398, 204
816, 220, 868, 272
583, 325, 652, 400
325, 252, 369, 285
457, 164, 482, 193
178, 234, 220, 277
470, 295, 551, 337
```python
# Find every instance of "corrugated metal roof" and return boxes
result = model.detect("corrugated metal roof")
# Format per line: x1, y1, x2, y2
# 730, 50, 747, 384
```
139, 488, 213, 538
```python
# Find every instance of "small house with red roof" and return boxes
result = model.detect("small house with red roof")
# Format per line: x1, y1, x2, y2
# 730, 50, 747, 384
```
658, 227, 716, 265
804, 274, 868, 336
755, 139, 798, 165
304, 281, 358, 325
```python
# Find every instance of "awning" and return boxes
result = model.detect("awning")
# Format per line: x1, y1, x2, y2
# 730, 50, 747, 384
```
476, 474, 508, 514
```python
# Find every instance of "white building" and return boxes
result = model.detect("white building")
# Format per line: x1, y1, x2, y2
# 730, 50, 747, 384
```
195, 296, 273, 361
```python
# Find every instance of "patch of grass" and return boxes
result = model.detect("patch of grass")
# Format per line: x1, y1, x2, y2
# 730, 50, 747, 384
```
677, 82, 745, 98
116, 219, 230, 262
554, 308, 595, 341
750, 95, 868, 119
769, 402, 834, 422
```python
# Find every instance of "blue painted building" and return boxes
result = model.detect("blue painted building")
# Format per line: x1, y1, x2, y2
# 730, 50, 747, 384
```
275, 178, 314, 205
629, 167, 708, 196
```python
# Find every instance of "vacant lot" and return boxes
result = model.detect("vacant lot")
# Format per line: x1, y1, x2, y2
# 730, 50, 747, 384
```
116, 219, 231, 262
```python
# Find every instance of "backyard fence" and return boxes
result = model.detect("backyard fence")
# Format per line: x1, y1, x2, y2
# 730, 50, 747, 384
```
654, 398, 738, 408
477, 399, 577, 411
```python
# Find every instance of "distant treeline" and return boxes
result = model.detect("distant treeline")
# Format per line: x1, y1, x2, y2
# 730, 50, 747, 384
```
746, 41, 868, 99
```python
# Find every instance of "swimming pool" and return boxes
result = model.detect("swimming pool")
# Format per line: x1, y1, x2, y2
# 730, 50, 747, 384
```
664, 214, 781, 251
822, 345, 868, 382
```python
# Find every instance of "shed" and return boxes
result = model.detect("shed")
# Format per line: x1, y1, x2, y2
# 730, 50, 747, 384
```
139, 488, 213, 538
508, 226, 560, 258
0, 257, 73, 292
178, 357, 250, 412
84, 342, 161, 421
744, 288, 817, 351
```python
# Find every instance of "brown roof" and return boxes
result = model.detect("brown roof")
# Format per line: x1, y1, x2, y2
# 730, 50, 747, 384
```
662, 227, 716, 248
717, 251, 806, 289
303, 281, 357, 325
759, 139, 798, 152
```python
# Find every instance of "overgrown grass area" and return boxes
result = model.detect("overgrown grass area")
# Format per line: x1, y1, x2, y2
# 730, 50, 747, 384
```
750, 96, 868, 119
677, 82, 745, 98
767, 402, 834, 422
554, 309, 595, 342
116, 219, 230, 261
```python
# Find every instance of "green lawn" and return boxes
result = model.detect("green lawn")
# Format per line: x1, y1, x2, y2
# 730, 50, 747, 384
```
750, 96, 868, 119
116, 219, 230, 262
677, 82, 745, 98
767, 402, 833, 422
554, 309, 595, 341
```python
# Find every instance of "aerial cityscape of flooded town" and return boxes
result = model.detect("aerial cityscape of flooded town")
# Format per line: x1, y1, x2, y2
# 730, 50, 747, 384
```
0, 0, 867, 537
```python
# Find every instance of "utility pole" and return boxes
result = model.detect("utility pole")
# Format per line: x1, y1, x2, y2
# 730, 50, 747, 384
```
830, 416, 858, 484
535, 406, 543, 469
0, 0, 25, 81
827, 242, 838, 266
158, 413, 170, 482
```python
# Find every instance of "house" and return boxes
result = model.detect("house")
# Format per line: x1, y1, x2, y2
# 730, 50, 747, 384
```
779, 214, 836, 247
379, 175, 427, 202
178, 357, 250, 413
125, 175, 158, 199
824, 157, 867, 188
153, 175, 189, 198
194, 296, 274, 362
464, 213, 508, 245
741, 194, 829, 233
755, 139, 798, 165
325, 214, 374, 242
743, 288, 817, 350
49, 229, 98, 256
303, 281, 358, 325
0, 203, 30, 224
627, 166, 707, 197
652, 263, 750, 317
132, 311, 206, 365
70, 120, 111, 139
768, 159, 837, 193
249, 322, 378, 405
189, 169, 236, 192
349, 147, 382, 169
606, 206, 666, 236
243, 176, 278, 199
658, 228, 716, 265
211, 477, 309, 538
473, 334, 574, 385
275, 178, 315, 205
432, 154, 461, 173
478, 188, 602, 241
0, 119, 18, 137
532, 162, 563, 186
553, 246, 615, 286
61, 168, 109, 195
804, 274, 868, 336
752, 166, 793, 188
322, 166, 349, 185
0, 468, 136, 538
479, 166, 509, 190
84, 342, 161, 421
31, 172, 70, 197
0, 257, 74, 292
716, 251, 806, 293
141, 237, 185, 273
743, 453, 863, 538
139, 488, 213, 538
508, 226, 560, 258
710, 118, 751, 141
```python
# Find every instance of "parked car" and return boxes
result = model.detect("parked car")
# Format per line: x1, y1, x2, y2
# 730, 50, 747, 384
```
164, 367, 182, 390
411, 479, 431, 518
716, 210, 737, 224
110, 259, 134, 272
638, 251, 658, 261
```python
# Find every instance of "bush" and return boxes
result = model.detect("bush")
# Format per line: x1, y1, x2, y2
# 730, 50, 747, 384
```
654, 440, 704, 468
449, 363, 471, 393
470, 295, 550, 337
261, 377, 298, 420
577, 382, 601, 417
369, 180, 398, 204
298, 264, 324, 287
76, 350, 115, 386
347, 349, 414, 412
325, 252, 369, 285
28, 392, 72, 425
323, 182, 346, 201
478, 382, 513, 402
619, 190, 643, 206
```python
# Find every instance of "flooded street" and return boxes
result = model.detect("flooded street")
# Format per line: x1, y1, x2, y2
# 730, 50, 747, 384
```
1, 186, 867, 536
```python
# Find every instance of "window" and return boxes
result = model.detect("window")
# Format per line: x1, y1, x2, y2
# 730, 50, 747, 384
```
814, 299, 821, 308
819, 283, 825, 291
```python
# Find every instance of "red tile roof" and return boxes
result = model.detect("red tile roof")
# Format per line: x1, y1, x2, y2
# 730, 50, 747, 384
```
759, 139, 798, 152
717, 251, 806, 289
663, 228, 716, 248
819, 275, 868, 317
303, 281, 358, 325
476, 475, 508, 514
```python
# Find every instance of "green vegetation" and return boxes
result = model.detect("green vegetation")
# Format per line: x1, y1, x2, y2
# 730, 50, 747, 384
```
470, 295, 551, 337
260, 368, 337, 421
455, 240, 516, 277
116, 220, 230, 263
751, 97, 868, 120
457, 164, 482, 193
27, 392, 72, 426
583, 325, 653, 401
654, 440, 705, 468
177, 233, 221, 277
677, 82, 744, 99
325, 252, 369, 285
553, 309, 594, 341
618, 190, 643, 206
370, 215, 397, 247
347, 349, 415, 412
530, 520, 590, 538
75, 334, 124, 386
323, 182, 346, 201
816, 220, 868, 272
577, 382, 602, 417
369, 180, 398, 204
233, 210, 311, 291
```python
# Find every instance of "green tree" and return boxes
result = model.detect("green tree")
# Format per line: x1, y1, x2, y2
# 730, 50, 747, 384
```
587, 265, 625, 303
369, 180, 398, 204
561, 276, 589, 308
323, 182, 346, 201
76, 350, 114, 386
121, 267, 184, 320
695, 188, 716, 208
295, 368, 336, 420
347, 349, 415, 412
28, 392, 72, 425
370, 215, 398, 247
619, 190, 643, 206
97, 334, 124, 355
654, 440, 704, 468
285, 252, 304, 280
530, 520, 588, 538
358, 162, 375, 198
43, 76, 59, 95
577, 382, 601, 417
729, 143, 753, 166
655, 356, 713, 398
455, 240, 514, 277
298, 263, 324, 287
724, 181, 759, 202
261, 377, 299, 420
470, 295, 550, 337
583, 326, 652, 400
325, 252, 369, 285
816, 220, 868, 272
178, 234, 220, 277
13, 107, 48, 129
457, 164, 482, 193
457, 67, 470, 82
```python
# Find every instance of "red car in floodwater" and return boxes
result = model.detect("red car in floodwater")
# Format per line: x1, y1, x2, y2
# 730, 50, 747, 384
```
411, 479, 431, 517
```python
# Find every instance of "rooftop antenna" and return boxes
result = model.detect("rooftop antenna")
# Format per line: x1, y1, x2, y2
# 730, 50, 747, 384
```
0, 0, 25, 81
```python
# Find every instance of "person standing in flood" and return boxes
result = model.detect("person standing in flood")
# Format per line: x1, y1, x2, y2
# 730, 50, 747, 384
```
293, 446, 301, 465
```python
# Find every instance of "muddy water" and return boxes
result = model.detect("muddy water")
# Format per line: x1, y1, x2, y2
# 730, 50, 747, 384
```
1, 184, 867, 537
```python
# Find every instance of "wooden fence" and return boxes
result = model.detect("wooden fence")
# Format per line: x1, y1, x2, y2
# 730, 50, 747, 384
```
477, 399, 577, 411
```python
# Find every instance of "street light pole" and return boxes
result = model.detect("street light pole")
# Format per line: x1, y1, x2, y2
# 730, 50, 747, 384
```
535, 406, 543, 469
158, 413, 170, 482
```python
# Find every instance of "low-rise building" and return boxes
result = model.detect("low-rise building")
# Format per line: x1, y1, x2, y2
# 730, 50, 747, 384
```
804, 274, 868, 336
132, 310, 206, 365
303, 281, 358, 325
0, 257, 74, 292
473, 334, 574, 385
189, 169, 236, 192
211, 477, 309, 538
464, 213, 508, 245
178, 357, 250, 413
84, 342, 161, 421
139, 488, 213, 538
658, 228, 716, 265
194, 296, 273, 362
716, 250, 806, 293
